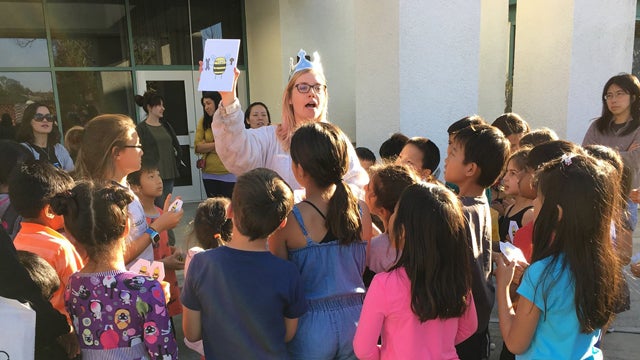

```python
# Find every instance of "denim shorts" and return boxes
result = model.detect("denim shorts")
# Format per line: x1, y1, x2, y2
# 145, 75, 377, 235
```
287, 294, 364, 360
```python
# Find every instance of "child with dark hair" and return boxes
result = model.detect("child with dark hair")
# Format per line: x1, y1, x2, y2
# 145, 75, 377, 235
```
396, 136, 441, 182
0, 226, 77, 360
518, 127, 558, 148
182, 196, 232, 356
127, 167, 184, 318
492, 113, 530, 152
364, 163, 419, 274
355, 146, 376, 171
0, 140, 34, 239
495, 154, 620, 358
52, 181, 178, 359
498, 149, 534, 244
512, 140, 584, 262
378, 132, 409, 161
182, 168, 306, 359
444, 123, 510, 360
354, 183, 477, 359
584, 144, 632, 337
10, 161, 83, 326
17, 250, 60, 301
447, 115, 486, 137
269, 122, 373, 359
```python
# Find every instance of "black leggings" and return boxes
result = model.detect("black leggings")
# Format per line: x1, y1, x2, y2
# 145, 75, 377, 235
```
203, 179, 235, 199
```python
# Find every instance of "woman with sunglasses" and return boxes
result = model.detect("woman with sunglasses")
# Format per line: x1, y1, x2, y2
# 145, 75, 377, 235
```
211, 50, 368, 196
17, 102, 74, 171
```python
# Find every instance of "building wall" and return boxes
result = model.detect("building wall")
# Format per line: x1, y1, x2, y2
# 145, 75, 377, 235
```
245, 0, 357, 139
512, 0, 635, 143
355, 0, 482, 160
354, 0, 400, 152
478, 0, 510, 121
244, 0, 284, 124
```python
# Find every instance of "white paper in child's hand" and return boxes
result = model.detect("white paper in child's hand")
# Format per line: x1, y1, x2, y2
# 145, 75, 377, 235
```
128, 259, 166, 282
500, 242, 528, 264
198, 39, 241, 91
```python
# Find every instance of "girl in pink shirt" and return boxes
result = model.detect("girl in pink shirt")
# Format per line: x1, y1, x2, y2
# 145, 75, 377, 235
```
353, 183, 477, 360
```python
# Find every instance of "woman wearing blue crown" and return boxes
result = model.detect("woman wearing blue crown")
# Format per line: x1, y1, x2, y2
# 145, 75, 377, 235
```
211, 49, 368, 197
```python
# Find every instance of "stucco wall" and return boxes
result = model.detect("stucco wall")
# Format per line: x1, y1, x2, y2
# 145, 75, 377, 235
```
478, 0, 510, 122
244, 0, 283, 124
354, 0, 400, 152
401, 0, 482, 159
512, 0, 635, 143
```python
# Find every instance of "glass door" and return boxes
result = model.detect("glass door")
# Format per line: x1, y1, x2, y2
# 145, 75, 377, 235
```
135, 70, 203, 202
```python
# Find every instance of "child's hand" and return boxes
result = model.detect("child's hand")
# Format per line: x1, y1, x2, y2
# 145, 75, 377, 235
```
152, 194, 184, 232
162, 248, 185, 271
630, 188, 640, 204
494, 252, 516, 290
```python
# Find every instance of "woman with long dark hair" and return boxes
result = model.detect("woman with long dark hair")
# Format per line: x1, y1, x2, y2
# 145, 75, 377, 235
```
16, 103, 74, 171
194, 91, 235, 198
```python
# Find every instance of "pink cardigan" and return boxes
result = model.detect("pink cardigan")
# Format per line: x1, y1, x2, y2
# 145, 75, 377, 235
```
353, 268, 477, 360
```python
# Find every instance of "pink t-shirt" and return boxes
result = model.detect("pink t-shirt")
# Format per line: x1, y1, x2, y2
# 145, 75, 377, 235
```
353, 268, 477, 360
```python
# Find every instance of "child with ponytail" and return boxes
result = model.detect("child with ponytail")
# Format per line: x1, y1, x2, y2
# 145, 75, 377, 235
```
52, 182, 178, 359
269, 122, 372, 359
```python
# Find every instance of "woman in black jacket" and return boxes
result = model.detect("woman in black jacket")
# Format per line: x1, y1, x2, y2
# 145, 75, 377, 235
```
134, 90, 183, 207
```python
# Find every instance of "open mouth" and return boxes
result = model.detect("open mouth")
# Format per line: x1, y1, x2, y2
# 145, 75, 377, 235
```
305, 101, 317, 109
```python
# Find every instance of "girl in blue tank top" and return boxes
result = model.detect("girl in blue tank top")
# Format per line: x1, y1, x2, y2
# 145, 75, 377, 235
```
495, 154, 621, 359
270, 122, 372, 359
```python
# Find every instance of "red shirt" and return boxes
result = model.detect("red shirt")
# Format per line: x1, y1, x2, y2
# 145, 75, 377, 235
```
513, 222, 533, 263
145, 208, 182, 316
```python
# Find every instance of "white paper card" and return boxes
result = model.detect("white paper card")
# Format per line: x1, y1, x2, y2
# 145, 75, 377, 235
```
500, 241, 528, 264
198, 39, 240, 91
128, 259, 166, 282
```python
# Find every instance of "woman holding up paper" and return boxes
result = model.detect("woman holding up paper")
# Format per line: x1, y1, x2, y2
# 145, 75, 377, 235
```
211, 49, 368, 195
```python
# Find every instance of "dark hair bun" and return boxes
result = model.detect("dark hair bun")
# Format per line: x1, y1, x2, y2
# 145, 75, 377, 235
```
99, 186, 134, 209
50, 190, 75, 216
134, 94, 145, 107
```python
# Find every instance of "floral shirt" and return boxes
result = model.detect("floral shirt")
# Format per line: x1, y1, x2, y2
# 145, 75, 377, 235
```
65, 270, 178, 360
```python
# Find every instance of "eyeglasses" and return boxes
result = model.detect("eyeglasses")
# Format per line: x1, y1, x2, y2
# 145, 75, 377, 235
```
294, 83, 326, 94
122, 144, 143, 149
604, 91, 629, 101
33, 113, 53, 122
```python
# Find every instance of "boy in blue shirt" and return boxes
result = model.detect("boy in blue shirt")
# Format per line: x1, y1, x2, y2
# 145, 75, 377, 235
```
181, 168, 307, 359
445, 122, 510, 360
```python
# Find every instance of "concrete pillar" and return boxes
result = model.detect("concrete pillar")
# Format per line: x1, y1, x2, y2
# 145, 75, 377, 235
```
355, 0, 483, 159
512, 0, 636, 143
478, 0, 510, 122
244, 0, 284, 123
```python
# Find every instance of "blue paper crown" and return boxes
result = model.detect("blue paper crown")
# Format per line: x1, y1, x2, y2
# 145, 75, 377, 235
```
289, 49, 323, 77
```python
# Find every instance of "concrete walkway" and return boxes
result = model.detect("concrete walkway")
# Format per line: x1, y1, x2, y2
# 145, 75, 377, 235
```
171, 201, 640, 359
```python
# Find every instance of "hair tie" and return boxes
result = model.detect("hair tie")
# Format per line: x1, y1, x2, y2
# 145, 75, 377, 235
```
561, 153, 576, 166
213, 233, 222, 241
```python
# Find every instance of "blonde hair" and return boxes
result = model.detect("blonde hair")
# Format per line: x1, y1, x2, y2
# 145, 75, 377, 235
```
74, 114, 137, 181
277, 68, 328, 151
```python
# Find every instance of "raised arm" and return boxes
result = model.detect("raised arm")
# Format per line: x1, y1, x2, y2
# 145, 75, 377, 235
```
211, 69, 277, 175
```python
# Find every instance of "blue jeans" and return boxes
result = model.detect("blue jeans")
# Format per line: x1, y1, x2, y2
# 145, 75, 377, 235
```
287, 294, 363, 360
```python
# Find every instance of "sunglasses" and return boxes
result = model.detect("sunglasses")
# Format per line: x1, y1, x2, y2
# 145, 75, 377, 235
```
33, 113, 53, 122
